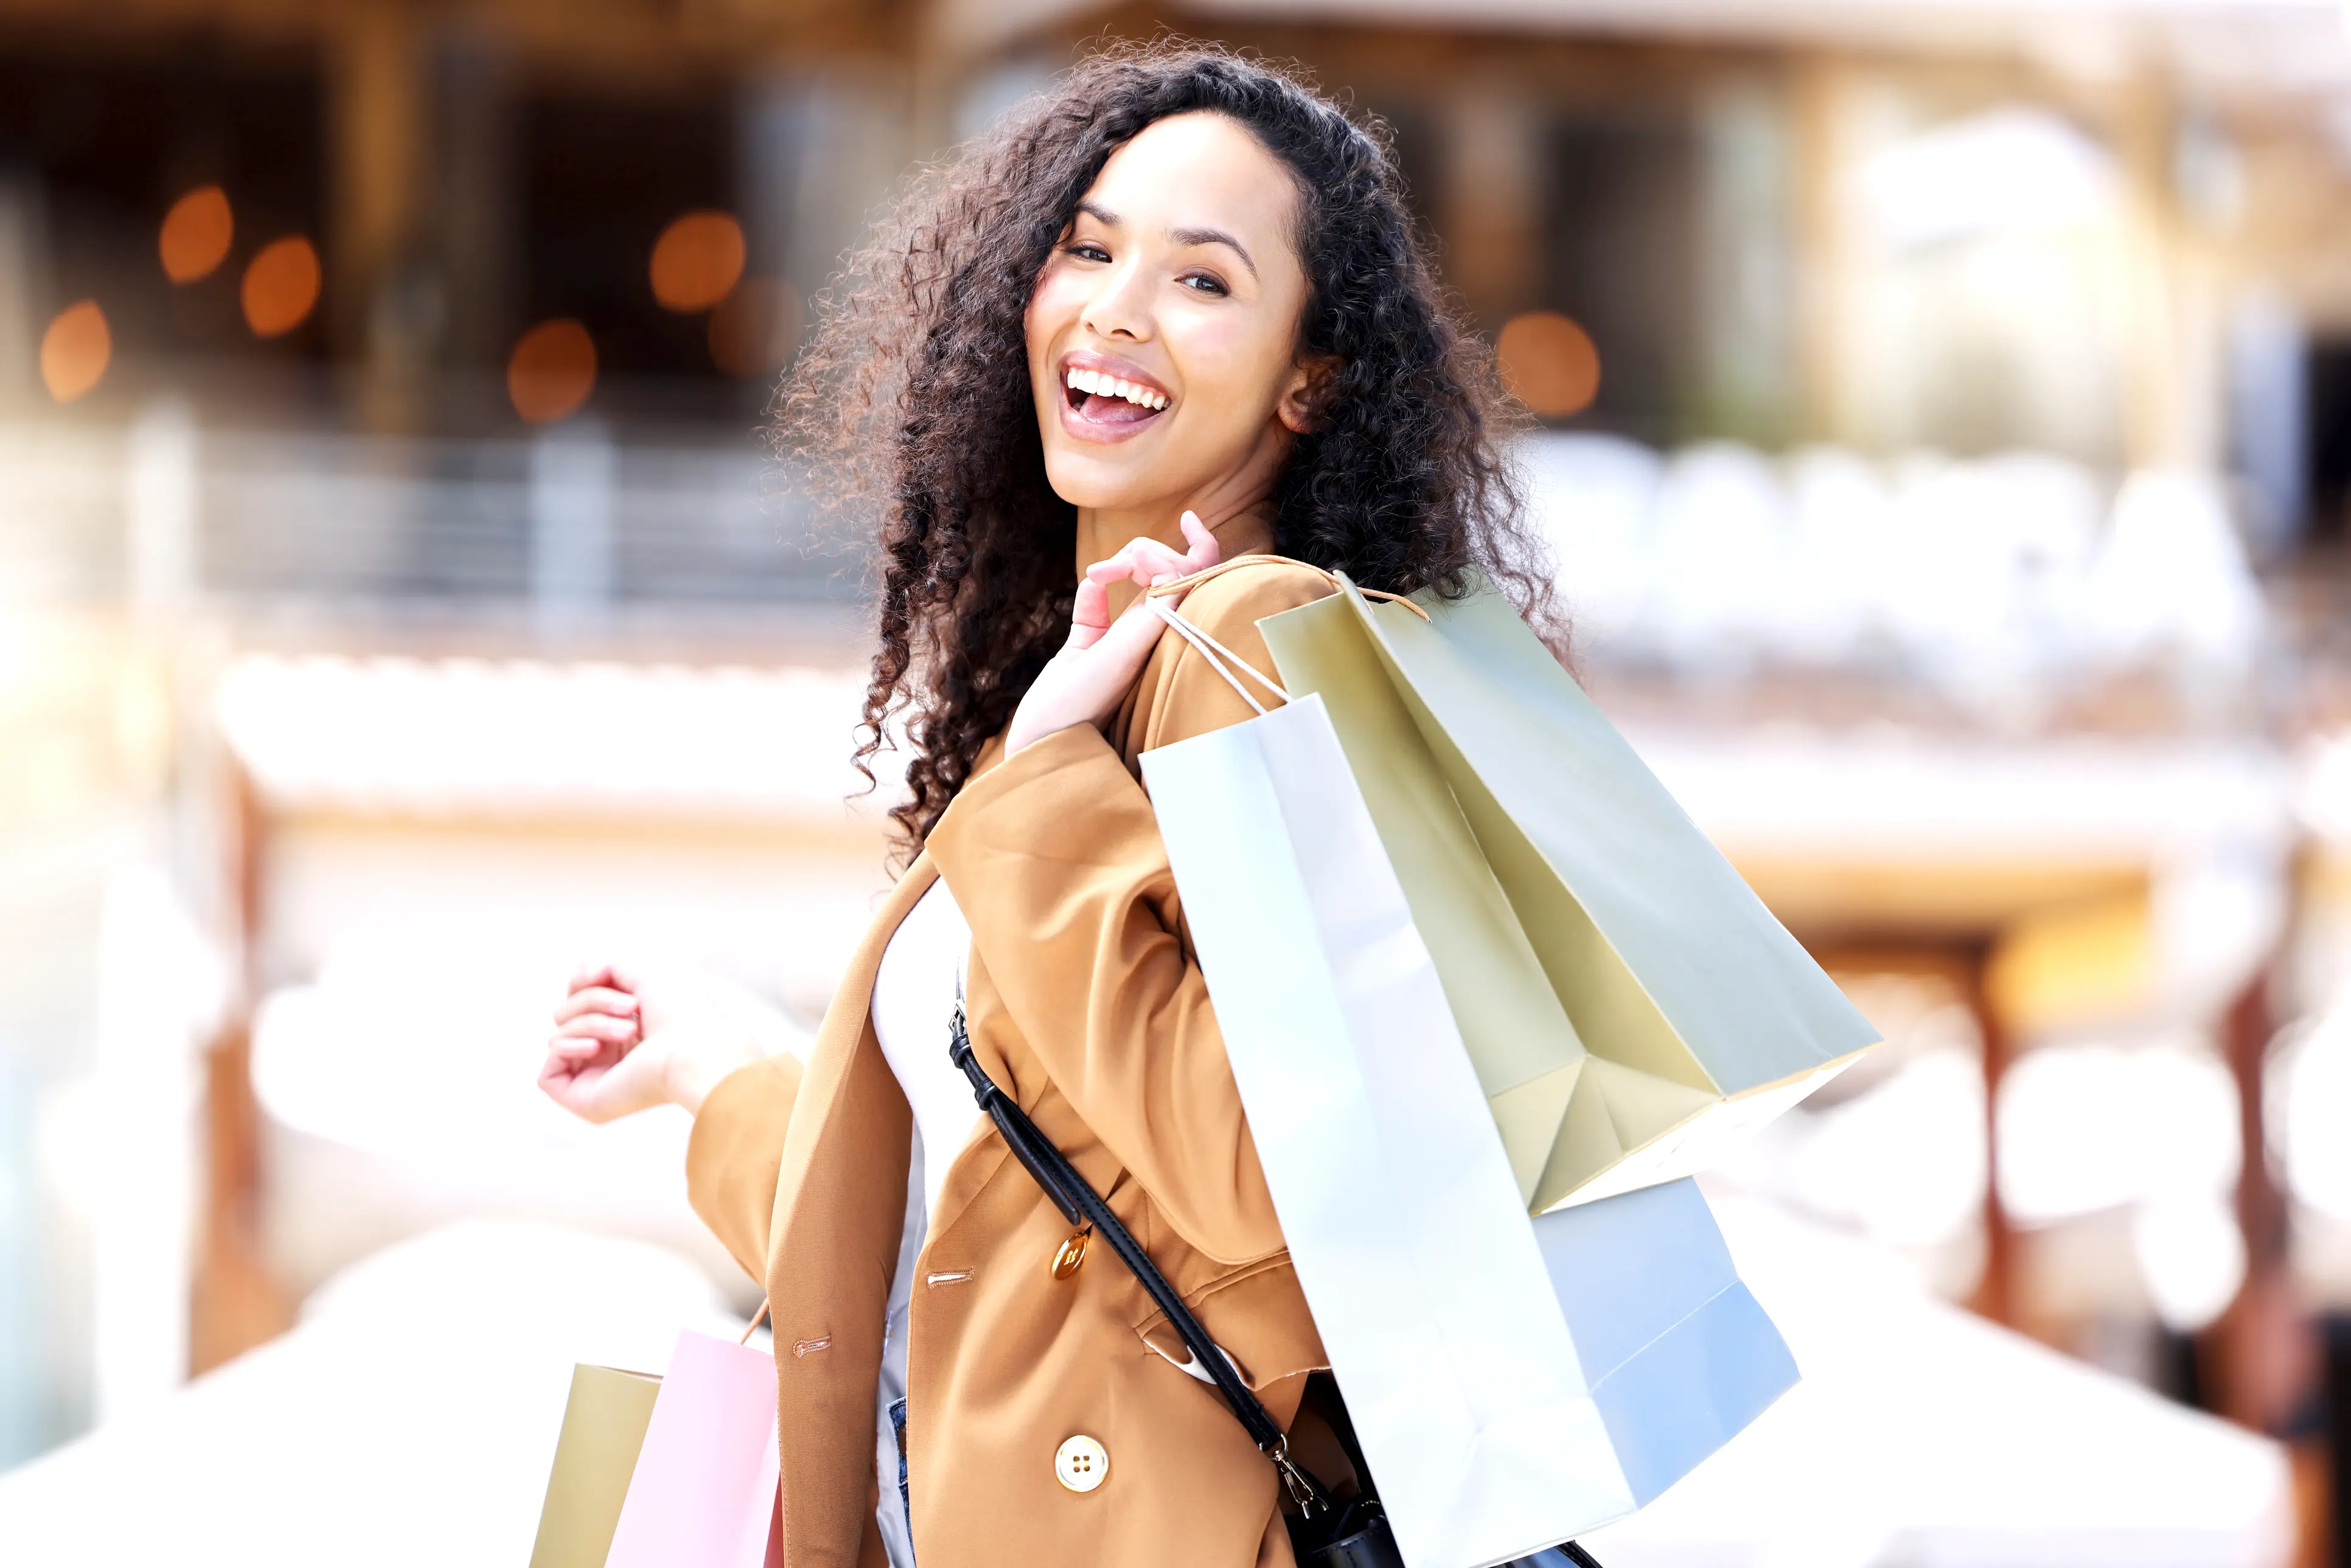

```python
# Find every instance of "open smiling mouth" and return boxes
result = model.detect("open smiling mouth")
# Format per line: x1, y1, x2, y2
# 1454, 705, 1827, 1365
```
1064, 366, 1170, 430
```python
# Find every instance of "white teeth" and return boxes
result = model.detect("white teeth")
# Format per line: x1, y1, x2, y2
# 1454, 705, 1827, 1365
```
1065, 367, 1167, 411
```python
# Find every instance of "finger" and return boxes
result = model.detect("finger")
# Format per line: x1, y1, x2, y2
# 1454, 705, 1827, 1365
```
548, 1032, 610, 1061
542, 1039, 663, 1123
1069, 576, 1112, 647
1091, 593, 1170, 674
1086, 545, 1185, 583
1084, 535, 1185, 578
556, 1012, 639, 1046
566, 963, 639, 997
540, 1044, 602, 1087
1085, 537, 1189, 588
538, 1059, 613, 1121
1177, 510, 1220, 573
538, 1052, 583, 1097
554, 986, 638, 1025
546, 1048, 603, 1082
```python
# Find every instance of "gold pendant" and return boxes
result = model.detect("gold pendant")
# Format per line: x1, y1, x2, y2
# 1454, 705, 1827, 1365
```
1051, 1228, 1091, 1280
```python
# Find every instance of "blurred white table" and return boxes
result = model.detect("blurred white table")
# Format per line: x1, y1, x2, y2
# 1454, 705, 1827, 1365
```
0, 1204, 2290, 1568
0, 1221, 751, 1568
1582, 1193, 2292, 1568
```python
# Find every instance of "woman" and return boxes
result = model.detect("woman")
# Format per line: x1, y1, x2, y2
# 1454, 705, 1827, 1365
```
539, 43, 1550, 1568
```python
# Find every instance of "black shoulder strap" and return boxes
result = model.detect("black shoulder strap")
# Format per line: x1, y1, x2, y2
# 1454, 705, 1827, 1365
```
948, 995, 1331, 1515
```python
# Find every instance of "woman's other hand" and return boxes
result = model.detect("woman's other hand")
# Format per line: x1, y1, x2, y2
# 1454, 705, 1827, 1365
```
1003, 510, 1219, 754
538, 962, 792, 1121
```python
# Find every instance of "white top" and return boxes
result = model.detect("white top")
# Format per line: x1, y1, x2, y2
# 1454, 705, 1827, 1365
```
871, 876, 985, 1219
867, 875, 983, 1568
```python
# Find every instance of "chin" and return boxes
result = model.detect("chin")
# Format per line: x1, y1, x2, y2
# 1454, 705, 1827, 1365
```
1041, 450, 1158, 512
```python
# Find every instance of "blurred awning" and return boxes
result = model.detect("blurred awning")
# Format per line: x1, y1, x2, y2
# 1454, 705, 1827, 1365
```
1128, 0, 2351, 92
1636, 723, 2290, 970
215, 652, 897, 825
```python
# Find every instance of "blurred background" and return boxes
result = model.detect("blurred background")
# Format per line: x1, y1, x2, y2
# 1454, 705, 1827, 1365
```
3, 0, 2351, 1564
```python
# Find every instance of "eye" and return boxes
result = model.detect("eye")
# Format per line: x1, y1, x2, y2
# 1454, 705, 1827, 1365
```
1177, 271, 1228, 298
1065, 242, 1112, 263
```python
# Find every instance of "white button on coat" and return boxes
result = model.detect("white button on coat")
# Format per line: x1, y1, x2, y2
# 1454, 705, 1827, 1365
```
1054, 1434, 1109, 1493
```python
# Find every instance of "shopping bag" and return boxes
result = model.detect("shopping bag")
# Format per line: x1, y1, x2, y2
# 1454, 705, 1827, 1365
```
1143, 680, 1797, 1568
1253, 571, 1878, 1210
604, 1329, 783, 1568
527, 1363, 663, 1568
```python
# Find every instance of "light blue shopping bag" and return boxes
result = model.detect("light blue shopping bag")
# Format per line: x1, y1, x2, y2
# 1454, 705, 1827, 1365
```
1532, 1181, 1795, 1509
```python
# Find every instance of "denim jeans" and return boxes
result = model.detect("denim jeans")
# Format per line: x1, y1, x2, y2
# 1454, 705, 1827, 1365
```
889, 1396, 913, 1556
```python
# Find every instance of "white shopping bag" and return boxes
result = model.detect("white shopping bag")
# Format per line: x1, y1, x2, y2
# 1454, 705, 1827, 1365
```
1142, 668, 1797, 1568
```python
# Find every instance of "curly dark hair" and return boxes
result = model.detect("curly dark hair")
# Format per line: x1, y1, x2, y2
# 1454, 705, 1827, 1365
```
773, 40, 1552, 857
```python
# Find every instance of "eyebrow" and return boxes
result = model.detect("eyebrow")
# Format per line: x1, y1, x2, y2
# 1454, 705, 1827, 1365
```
1073, 201, 1259, 281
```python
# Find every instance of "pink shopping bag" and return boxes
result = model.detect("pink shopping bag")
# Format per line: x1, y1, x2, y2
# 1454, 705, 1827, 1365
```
604, 1327, 782, 1568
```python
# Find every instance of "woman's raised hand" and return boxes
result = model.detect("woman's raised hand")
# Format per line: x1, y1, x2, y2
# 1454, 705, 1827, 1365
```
1003, 510, 1221, 754
538, 962, 792, 1121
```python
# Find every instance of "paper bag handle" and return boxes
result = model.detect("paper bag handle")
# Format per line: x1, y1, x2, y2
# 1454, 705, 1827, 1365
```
1142, 552, 1432, 620
1147, 598, 1290, 716
1143, 552, 1431, 714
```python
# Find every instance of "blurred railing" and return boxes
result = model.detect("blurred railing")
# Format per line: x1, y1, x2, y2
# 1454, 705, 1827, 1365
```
0, 413, 2297, 729
0, 411, 862, 621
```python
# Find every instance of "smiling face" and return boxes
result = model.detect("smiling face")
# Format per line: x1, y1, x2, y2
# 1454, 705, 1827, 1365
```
1025, 111, 1320, 527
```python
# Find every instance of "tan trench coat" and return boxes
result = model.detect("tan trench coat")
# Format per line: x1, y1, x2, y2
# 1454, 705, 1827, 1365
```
683, 554, 1348, 1568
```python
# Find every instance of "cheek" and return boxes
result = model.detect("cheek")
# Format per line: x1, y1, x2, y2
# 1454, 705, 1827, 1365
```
1166, 311, 1292, 428
1026, 270, 1083, 361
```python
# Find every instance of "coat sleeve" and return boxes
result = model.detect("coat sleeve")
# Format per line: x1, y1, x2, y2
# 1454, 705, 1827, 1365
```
924, 563, 1333, 1265
684, 1053, 804, 1282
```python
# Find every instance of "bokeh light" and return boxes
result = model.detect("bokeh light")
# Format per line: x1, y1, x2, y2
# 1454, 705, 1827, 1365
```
241, 236, 322, 338
159, 186, 235, 284
507, 319, 597, 423
39, 301, 111, 403
649, 211, 745, 313
708, 277, 801, 378
1498, 310, 1601, 418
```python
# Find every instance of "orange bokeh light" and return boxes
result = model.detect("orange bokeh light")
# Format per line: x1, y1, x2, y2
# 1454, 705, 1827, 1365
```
159, 185, 234, 284
650, 211, 746, 313
1497, 310, 1601, 419
508, 319, 598, 423
708, 277, 801, 378
242, 235, 322, 338
40, 301, 111, 403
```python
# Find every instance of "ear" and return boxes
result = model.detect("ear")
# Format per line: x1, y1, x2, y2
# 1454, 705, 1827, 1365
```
1276, 353, 1340, 434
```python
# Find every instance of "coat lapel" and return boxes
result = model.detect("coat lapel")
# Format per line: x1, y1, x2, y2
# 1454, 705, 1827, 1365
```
766, 853, 935, 1567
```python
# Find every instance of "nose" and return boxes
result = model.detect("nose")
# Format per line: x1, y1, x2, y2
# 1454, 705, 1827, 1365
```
1078, 254, 1154, 344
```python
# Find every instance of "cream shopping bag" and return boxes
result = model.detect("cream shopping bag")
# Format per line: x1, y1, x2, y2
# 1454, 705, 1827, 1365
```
526, 1363, 663, 1568
1139, 647, 1797, 1568
1239, 568, 1878, 1211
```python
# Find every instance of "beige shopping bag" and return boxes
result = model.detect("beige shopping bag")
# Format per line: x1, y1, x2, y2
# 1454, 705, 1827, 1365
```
526, 1362, 663, 1568
1248, 566, 1878, 1211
